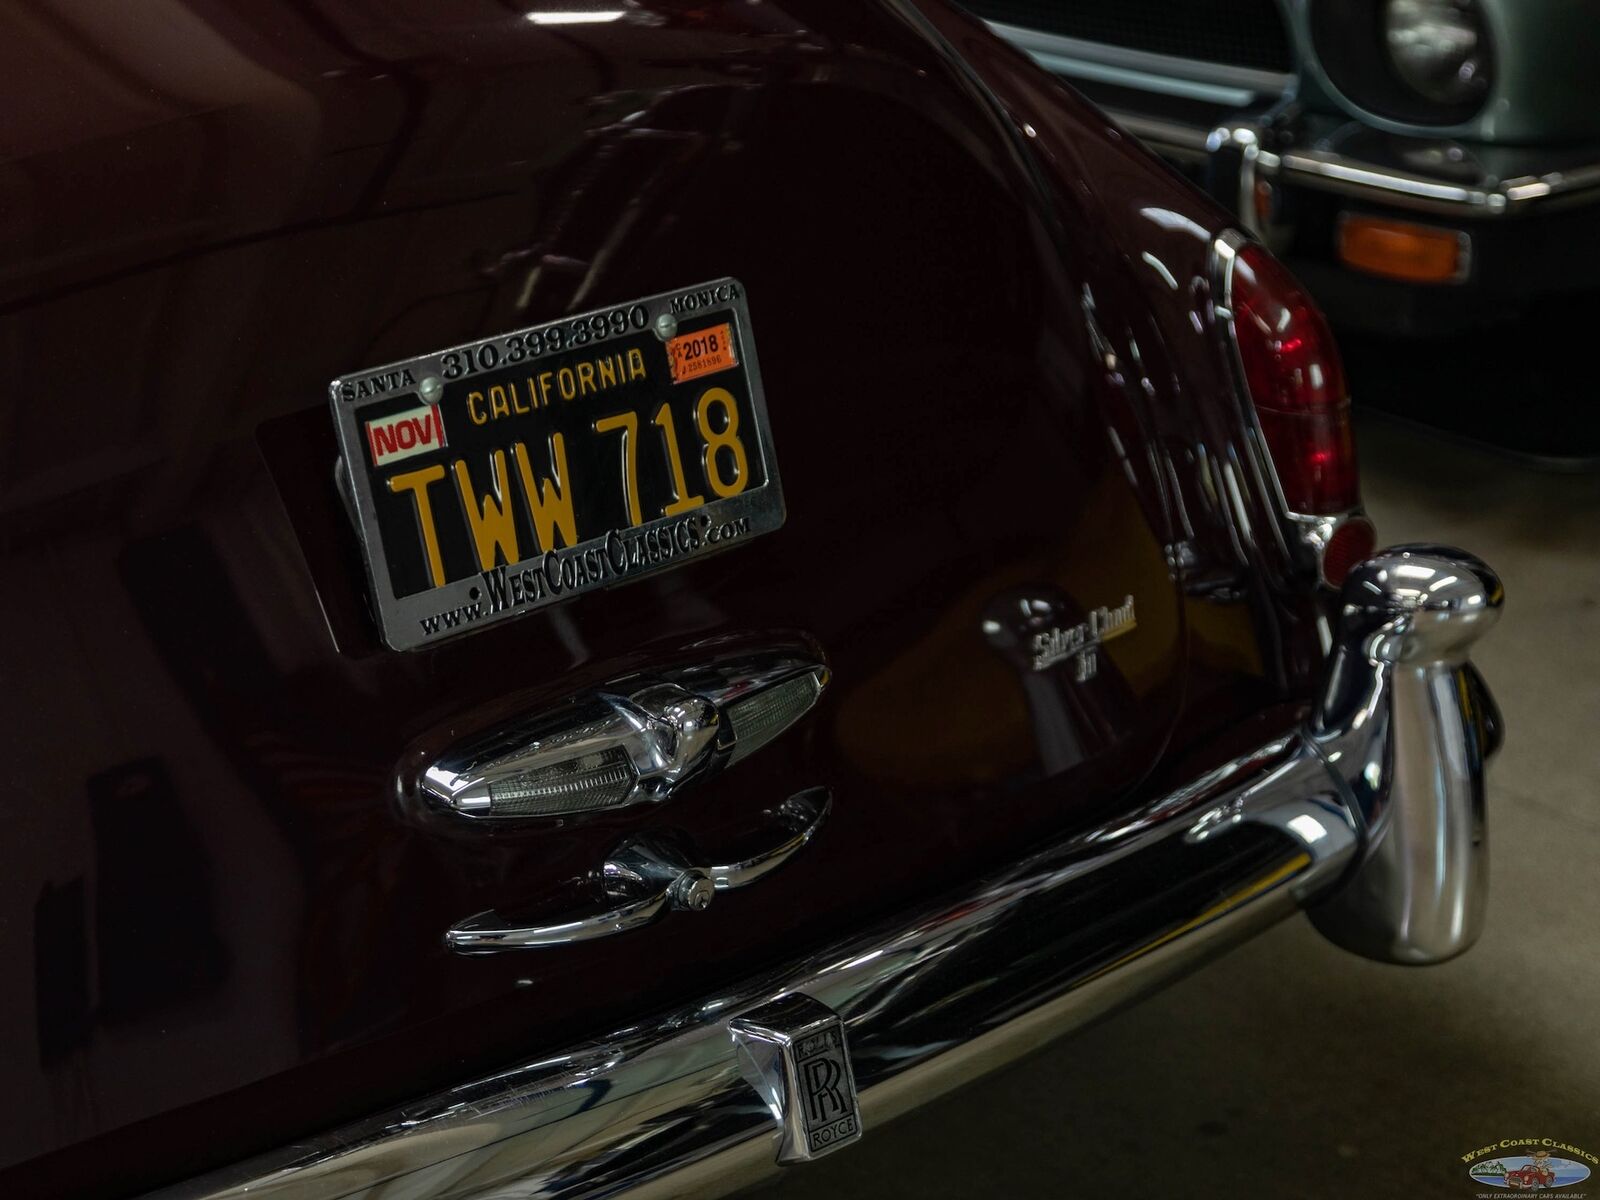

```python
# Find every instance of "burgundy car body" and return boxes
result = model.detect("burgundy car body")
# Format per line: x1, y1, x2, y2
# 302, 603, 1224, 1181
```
0, 3, 1497, 1197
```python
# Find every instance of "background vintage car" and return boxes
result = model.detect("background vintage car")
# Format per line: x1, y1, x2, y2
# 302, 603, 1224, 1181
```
969, 0, 1600, 456
0, 2, 1568, 1199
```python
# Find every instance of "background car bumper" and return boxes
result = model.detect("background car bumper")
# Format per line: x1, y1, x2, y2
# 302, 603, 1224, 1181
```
153, 547, 1502, 1200
1201, 114, 1600, 334
1153, 113, 1600, 223
984, 18, 1600, 334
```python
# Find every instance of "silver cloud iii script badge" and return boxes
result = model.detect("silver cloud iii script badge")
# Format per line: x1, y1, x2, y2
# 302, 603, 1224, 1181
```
982, 592, 1138, 683
1029, 595, 1136, 679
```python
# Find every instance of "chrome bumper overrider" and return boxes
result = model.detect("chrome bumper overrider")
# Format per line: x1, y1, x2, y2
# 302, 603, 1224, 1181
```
156, 546, 1501, 1200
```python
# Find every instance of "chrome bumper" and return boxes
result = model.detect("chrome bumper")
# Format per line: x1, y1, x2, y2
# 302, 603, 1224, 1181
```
155, 546, 1501, 1200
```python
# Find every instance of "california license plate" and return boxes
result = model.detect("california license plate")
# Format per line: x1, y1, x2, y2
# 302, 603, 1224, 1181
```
329, 279, 783, 650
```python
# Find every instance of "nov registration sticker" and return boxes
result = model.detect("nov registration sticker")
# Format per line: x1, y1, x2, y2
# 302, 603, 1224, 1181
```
328, 279, 784, 650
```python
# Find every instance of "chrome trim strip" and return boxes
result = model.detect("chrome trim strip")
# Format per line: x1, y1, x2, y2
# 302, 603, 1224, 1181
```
1272, 147, 1506, 215
1020, 50, 1260, 108
1103, 110, 1213, 161
153, 545, 1500, 1200
985, 21, 1295, 98
1251, 139, 1600, 216
1211, 124, 1268, 237
1500, 162, 1600, 205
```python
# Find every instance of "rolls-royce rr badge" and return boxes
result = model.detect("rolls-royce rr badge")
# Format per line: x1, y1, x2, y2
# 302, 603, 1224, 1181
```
730, 993, 863, 1164
328, 279, 785, 650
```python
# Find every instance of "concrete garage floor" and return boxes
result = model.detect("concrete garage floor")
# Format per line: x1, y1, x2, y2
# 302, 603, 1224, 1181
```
766, 416, 1600, 1199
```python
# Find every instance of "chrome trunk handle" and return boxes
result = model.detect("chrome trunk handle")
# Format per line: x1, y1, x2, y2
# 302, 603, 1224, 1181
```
446, 789, 831, 953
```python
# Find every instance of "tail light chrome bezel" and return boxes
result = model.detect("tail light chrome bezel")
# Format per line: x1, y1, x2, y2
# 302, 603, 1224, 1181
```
1208, 228, 1373, 588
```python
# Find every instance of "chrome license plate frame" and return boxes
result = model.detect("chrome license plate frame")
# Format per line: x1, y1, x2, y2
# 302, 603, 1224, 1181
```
328, 278, 783, 651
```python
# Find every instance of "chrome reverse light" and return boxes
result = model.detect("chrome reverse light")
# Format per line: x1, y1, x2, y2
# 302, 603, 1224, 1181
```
416, 651, 828, 820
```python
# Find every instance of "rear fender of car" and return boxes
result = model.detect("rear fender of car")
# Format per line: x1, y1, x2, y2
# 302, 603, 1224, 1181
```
915, 0, 1334, 748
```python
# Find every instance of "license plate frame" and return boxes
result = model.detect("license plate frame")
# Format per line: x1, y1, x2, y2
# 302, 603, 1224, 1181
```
328, 279, 783, 651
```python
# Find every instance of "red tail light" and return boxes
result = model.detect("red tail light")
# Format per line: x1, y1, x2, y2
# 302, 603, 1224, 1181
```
1229, 244, 1360, 514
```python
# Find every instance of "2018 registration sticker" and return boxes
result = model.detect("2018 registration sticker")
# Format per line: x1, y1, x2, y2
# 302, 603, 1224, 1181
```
667, 321, 738, 384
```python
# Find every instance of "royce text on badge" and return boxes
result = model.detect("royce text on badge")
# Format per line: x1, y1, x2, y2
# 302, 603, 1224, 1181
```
326, 279, 785, 650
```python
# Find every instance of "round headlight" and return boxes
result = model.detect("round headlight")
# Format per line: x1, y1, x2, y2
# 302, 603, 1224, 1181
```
1384, 0, 1492, 105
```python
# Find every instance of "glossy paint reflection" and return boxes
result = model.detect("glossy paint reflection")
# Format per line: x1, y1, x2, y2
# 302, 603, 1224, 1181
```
0, 1, 1314, 1194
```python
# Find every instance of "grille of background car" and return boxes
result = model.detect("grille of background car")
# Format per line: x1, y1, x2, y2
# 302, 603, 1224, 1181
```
961, 0, 1294, 72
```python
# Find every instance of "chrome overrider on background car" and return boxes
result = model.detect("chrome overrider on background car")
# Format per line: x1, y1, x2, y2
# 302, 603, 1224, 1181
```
158, 545, 1502, 1200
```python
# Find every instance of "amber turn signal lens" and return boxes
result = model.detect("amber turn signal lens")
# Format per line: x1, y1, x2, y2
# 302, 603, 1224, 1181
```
1337, 215, 1465, 284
